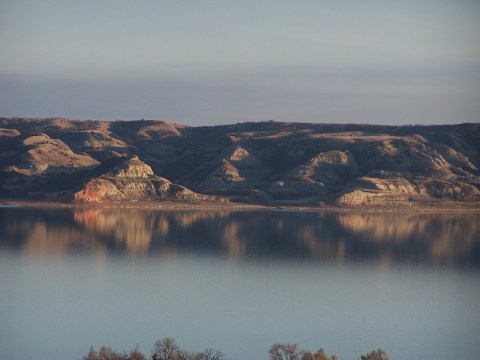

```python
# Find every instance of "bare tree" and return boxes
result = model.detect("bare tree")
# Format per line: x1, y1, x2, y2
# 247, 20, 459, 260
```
152, 338, 180, 360
176, 351, 203, 360
201, 348, 225, 360
84, 346, 99, 360
269, 343, 301, 360
129, 345, 146, 360
360, 349, 389, 360
301, 348, 337, 360
97, 346, 124, 360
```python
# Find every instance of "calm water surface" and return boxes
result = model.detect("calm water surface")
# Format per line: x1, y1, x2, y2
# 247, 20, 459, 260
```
0, 207, 479, 360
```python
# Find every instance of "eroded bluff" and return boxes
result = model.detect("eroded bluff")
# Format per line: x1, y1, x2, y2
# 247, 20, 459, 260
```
1, 118, 479, 206
73, 156, 218, 203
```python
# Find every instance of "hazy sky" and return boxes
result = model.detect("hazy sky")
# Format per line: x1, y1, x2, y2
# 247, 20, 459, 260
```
1, 0, 479, 125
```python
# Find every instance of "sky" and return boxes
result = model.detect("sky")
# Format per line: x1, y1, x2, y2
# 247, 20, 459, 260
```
1, 0, 479, 125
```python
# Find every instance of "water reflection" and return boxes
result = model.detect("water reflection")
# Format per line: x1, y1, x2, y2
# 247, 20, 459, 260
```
1, 207, 479, 265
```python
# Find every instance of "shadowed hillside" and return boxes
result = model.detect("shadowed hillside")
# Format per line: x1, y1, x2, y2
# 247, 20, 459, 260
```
1, 118, 479, 206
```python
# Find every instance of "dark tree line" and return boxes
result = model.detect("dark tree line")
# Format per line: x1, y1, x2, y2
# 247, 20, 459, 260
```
83, 337, 388, 360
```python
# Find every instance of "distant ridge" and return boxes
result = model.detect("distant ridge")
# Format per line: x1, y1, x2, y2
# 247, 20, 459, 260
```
1, 118, 479, 207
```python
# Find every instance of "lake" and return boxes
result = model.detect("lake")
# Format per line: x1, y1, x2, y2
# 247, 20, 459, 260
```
0, 207, 479, 360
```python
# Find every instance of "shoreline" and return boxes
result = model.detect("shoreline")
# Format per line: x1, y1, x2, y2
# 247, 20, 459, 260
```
2, 199, 479, 213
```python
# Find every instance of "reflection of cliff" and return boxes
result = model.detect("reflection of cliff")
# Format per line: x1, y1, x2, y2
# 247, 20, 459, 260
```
336, 213, 480, 264
24, 222, 105, 255
337, 213, 423, 242
296, 223, 346, 261
221, 221, 246, 258
1, 213, 106, 256
74, 209, 155, 254
0, 208, 479, 265
73, 209, 232, 255
170, 210, 230, 229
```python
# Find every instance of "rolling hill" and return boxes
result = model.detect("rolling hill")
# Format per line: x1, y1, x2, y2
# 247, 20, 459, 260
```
1, 118, 479, 206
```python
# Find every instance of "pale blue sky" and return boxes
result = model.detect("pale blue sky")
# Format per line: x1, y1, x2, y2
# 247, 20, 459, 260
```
1, 0, 479, 125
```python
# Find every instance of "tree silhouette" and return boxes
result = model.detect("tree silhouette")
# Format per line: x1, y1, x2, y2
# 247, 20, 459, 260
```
83, 339, 388, 360
301, 348, 337, 360
152, 338, 181, 360
130, 345, 146, 360
360, 349, 389, 360
269, 343, 301, 360
84, 346, 99, 360
202, 348, 225, 360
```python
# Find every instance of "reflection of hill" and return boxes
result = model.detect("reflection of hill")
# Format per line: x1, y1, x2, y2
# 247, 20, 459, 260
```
336, 213, 480, 264
74, 209, 155, 254
221, 221, 246, 258
337, 213, 423, 242
170, 210, 230, 229
0, 208, 479, 265
73, 209, 231, 254
22, 222, 104, 256
0, 209, 106, 255
295, 221, 347, 261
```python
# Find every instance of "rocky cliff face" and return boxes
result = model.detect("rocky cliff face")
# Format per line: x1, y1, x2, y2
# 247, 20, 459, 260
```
1, 118, 479, 206
73, 156, 218, 203
2, 132, 99, 176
